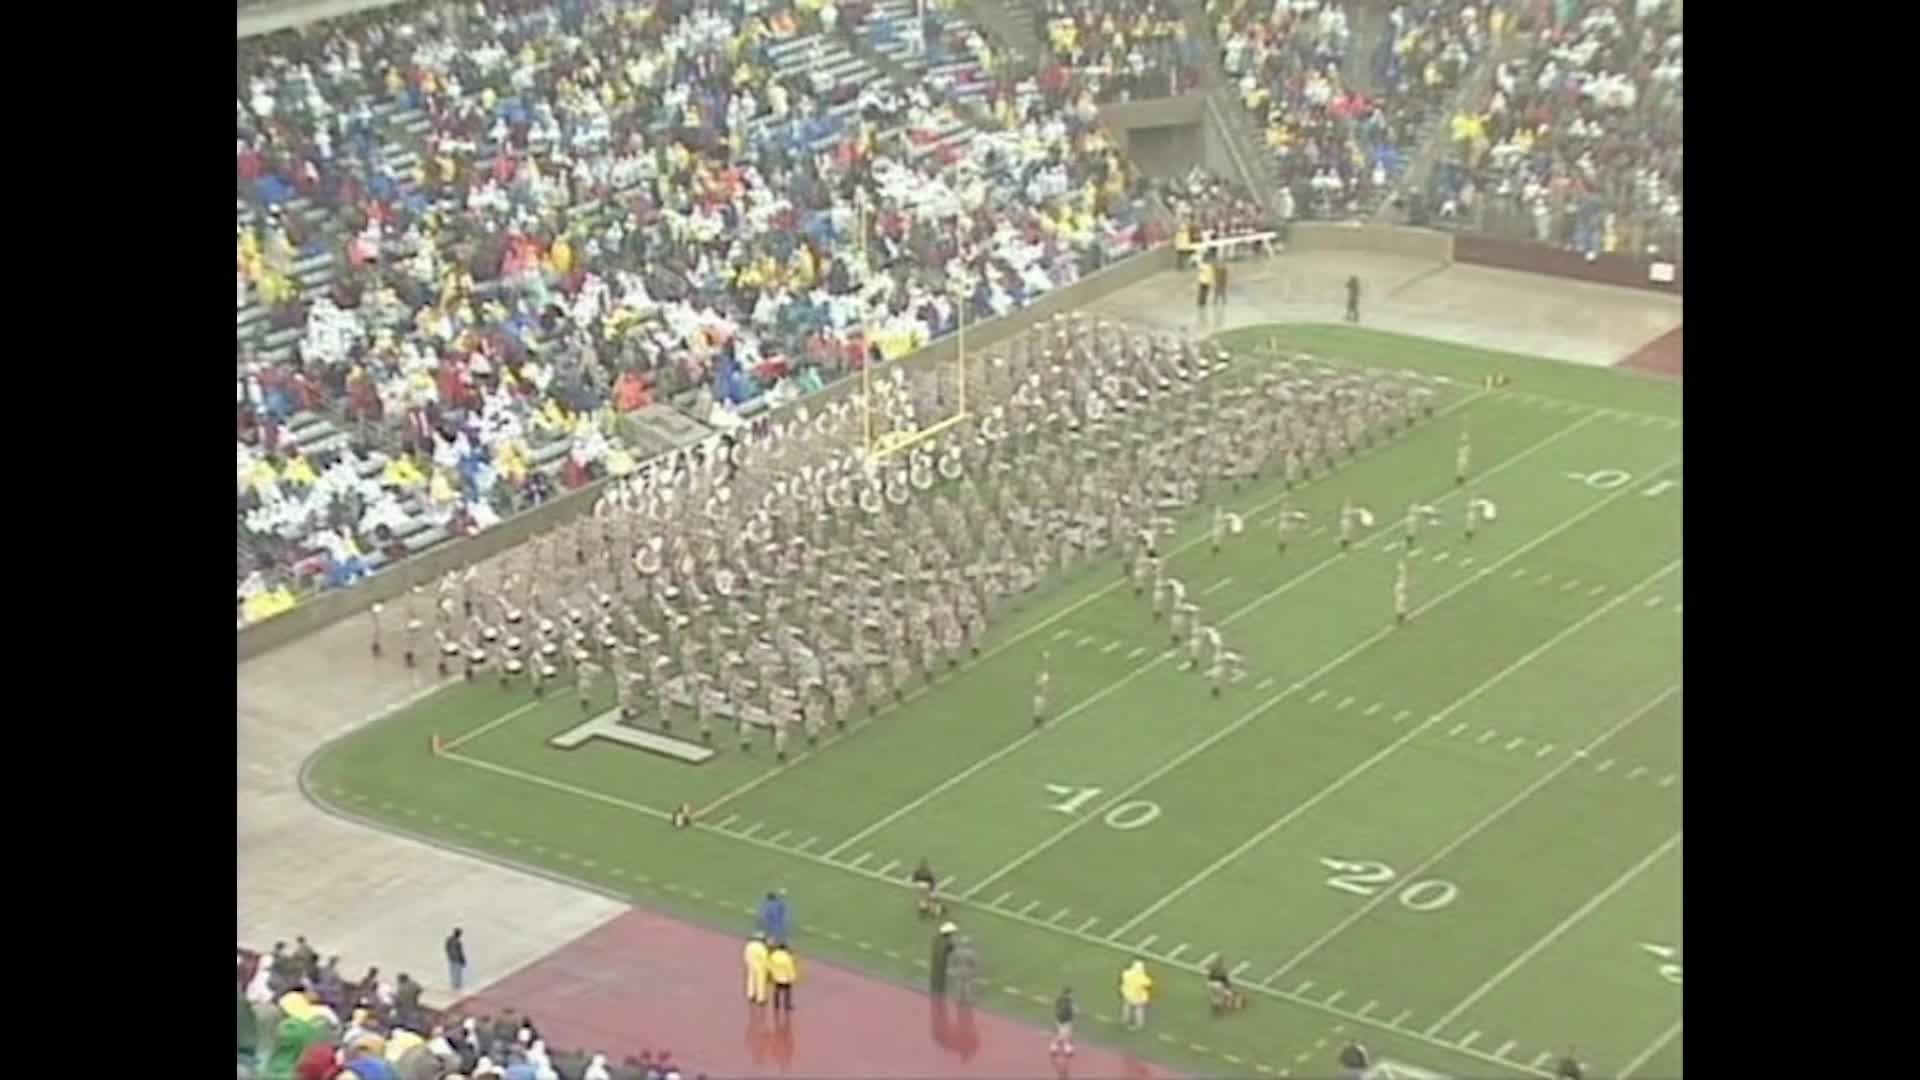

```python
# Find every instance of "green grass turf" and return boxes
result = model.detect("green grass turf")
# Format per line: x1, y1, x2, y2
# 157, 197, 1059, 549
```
306, 325, 1683, 1079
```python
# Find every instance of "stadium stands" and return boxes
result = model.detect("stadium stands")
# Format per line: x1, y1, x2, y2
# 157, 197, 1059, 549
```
1217, 0, 1492, 218
1427, 0, 1682, 259
1037, 0, 1203, 102
240, 945, 679, 1080
236, 0, 1156, 620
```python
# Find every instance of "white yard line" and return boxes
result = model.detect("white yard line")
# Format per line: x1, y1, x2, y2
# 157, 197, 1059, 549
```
442, 700, 543, 752
689, 390, 1492, 819
1616, 1019, 1683, 1079
1106, 574, 1678, 940
1427, 830, 1683, 1033
1262, 684, 1681, 991
968, 466, 1678, 905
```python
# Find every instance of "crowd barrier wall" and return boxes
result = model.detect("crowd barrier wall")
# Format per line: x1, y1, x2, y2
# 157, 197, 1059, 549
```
1451, 232, 1682, 295
236, 243, 1178, 661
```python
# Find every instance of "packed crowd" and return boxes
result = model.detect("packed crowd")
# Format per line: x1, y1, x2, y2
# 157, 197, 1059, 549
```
1155, 166, 1274, 243
236, 0, 1159, 620
240, 943, 688, 1080
1037, 0, 1205, 102
1429, 0, 1681, 257
1216, 0, 1493, 218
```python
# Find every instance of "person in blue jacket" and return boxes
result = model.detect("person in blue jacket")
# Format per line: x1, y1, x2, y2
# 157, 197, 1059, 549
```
757, 890, 790, 942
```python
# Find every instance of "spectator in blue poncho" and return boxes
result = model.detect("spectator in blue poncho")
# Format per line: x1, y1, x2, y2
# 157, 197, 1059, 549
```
757, 890, 790, 941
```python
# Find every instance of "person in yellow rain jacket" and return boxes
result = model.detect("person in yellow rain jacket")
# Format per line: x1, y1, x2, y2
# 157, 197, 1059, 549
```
767, 942, 798, 1013
743, 933, 770, 1005
1119, 959, 1152, 1030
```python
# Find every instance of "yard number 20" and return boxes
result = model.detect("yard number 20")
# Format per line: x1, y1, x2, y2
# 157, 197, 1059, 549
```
1319, 857, 1460, 912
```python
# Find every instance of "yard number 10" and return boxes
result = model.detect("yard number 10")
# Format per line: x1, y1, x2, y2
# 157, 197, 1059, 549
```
1043, 784, 1163, 831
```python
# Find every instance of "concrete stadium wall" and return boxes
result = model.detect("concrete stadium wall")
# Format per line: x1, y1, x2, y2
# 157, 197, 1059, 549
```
236, 243, 1178, 661
1452, 232, 1682, 295
1095, 95, 1248, 187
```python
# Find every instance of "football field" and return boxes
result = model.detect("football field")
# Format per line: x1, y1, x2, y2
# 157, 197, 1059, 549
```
306, 325, 1683, 1078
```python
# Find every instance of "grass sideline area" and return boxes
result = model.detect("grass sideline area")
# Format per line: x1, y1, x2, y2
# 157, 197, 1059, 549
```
305, 325, 1683, 1079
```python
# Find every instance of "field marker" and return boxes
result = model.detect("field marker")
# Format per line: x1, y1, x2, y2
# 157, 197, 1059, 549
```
1595, 758, 1615, 773
1534, 572, 1553, 585
1309, 689, 1329, 704
850, 852, 873, 868
1049, 907, 1071, 924
1126, 645, 1147, 660
1431, 550, 1449, 563
1101, 640, 1123, 654
1357, 1000, 1376, 1017
1644, 595, 1663, 608
1075, 635, 1096, 648
1165, 943, 1188, 961
1324, 990, 1346, 1007
1429, 830, 1683, 1033
1510, 567, 1529, 580
441, 699, 542, 753
1136, 934, 1159, 950
1448, 722, 1468, 737
1589, 584, 1607, 597
1255, 677, 1277, 692
1618, 1019, 1683, 1079
1458, 555, 1474, 567
1337, 696, 1355, 710
1202, 577, 1234, 596
1504, 737, 1525, 751
1460, 1031, 1481, 1050
1496, 1040, 1517, 1059
1392, 709, 1412, 723
717, 814, 741, 830
1222, 1053, 1242, 1065
1536, 743, 1554, 758
937, 875, 956, 889
768, 829, 791, 844
1294, 1051, 1313, 1064
1672, 603, 1682, 614
1476, 729, 1497, 744
1054, 501, 1684, 933
1256, 678, 1685, 991
1310, 525, 1328, 536
825, 415, 1607, 867
1658, 774, 1677, 788
1363, 702, 1383, 717
1077, 916, 1101, 933
1018, 899, 1040, 916
798, 836, 819, 851
1531, 1052, 1554, 1069
884, 948, 901, 960
1391, 1010, 1413, 1028
1293, 980, 1315, 996
1627, 765, 1647, 780
877, 859, 899, 876
990, 891, 1014, 908
1051, 628, 1074, 642
1224, 960, 1249, 978
1560, 579, 1579, 591
741, 822, 764, 838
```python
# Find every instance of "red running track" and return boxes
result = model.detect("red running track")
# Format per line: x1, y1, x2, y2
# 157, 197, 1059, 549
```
453, 909, 1178, 1080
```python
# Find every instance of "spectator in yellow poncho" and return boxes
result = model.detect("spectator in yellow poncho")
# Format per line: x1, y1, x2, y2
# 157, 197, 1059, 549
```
383, 454, 426, 491
1119, 959, 1152, 1030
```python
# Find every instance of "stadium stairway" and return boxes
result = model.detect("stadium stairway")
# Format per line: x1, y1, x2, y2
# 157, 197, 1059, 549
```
848, 3, 997, 126
952, 0, 1043, 67
760, 31, 981, 163
1371, 27, 1529, 224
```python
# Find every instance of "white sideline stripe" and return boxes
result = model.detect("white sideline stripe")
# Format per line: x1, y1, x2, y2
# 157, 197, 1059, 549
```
1429, 829, 1683, 1033
1595, 758, 1615, 773
1391, 1010, 1413, 1028
1166, 944, 1187, 961
1658, 774, 1677, 788
1504, 737, 1525, 751
1101, 640, 1123, 654
1018, 899, 1041, 916
769, 829, 791, 844
1324, 990, 1346, 1007
1010, 478, 1684, 921
1536, 743, 1555, 758
1075, 635, 1096, 648
1358, 999, 1377, 1017
1052, 628, 1074, 641
1199, 952, 1219, 969
1460, 1031, 1481, 1049
717, 814, 741, 830
1110, 557, 1681, 948
1627, 766, 1647, 780
1476, 729, 1497, 744
850, 852, 873, 868
878, 859, 899, 876
1077, 916, 1100, 933
1531, 1052, 1554, 1069
798, 836, 819, 851
1127, 646, 1148, 660
1392, 709, 1413, 723
1049, 907, 1071, 923
828, 413, 1603, 867
1337, 696, 1356, 711
1496, 1040, 1517, 1059
741, 822, 764, 838
1202, 577, 1234, 596
1136, 934, 1159, 950
1364, 702, 1383, 717
1617, 1019, 1683, 1079
991, 891, 1014, 908
1256, 677, 1277, 692
1448, 723, 1468, 737
1561, 579, 1579, 591
936, 875, 956, 889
